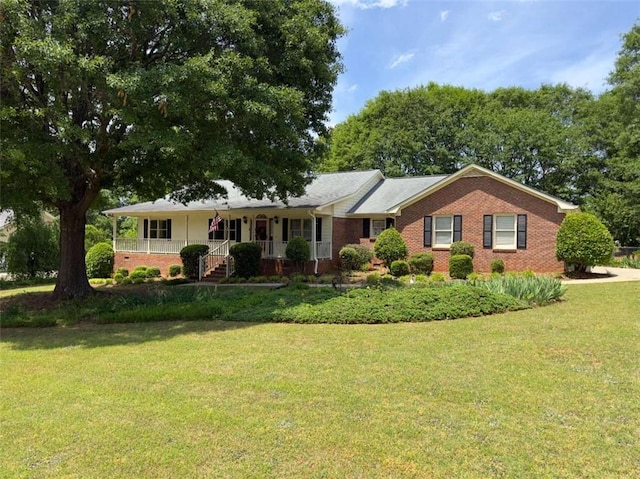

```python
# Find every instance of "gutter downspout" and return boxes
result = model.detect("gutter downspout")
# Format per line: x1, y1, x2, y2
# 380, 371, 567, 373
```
308, 210, 318, 275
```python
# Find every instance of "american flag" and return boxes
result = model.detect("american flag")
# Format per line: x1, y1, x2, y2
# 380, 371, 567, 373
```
209, 215, 222, 233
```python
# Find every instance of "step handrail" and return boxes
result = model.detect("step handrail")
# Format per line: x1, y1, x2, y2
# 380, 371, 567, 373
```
198, 240, 230, 281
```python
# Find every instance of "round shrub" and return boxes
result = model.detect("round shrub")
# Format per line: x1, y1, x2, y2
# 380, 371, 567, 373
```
449, 254, 473, 280
146, 267, 161, 278
450, 241, 475, 258
168, 264, 181, 277
114, 273, 125, 283
180, 244, 209, 279
116, 267, 129, 277
490, 258, 505, 274
373, 228, 408, 268
85, 242, 115, 279
556, 212, 614, 272
229, 242, 262, 279
339, 246, 359, 271
129, 269, 147, 281
390, 260, 410, 277
408, 253, 434, 275
285, 236, 311, 273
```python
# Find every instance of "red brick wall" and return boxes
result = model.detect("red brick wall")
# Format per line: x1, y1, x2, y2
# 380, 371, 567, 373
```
114, 252, 182, 277
332, 217, 363, 259
396, 176, 566, 273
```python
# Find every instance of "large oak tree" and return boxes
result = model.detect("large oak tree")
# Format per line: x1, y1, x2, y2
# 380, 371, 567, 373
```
0, 0, 344, 298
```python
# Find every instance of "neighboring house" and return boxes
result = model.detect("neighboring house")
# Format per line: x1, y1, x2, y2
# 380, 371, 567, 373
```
103, 164, 578, 277
0, 210, 57, 243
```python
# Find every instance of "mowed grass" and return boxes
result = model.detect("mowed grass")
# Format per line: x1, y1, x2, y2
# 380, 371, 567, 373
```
1, 282, 639, 478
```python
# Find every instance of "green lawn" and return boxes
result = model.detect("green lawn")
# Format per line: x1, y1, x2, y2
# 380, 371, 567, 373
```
1, 282, 639, 478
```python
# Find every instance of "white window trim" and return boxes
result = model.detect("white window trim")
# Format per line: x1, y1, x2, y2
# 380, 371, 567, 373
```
433, 215, 454, 248
494, 214, 517, 250
149, 219, 170, 239
290, 218, 312, 241
371, 219, 386, 238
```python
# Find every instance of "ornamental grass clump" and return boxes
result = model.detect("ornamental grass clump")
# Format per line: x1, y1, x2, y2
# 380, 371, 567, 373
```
476, 274, 567, 306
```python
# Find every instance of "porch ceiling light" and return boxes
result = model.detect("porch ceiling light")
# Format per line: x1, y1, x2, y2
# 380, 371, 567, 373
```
273, 216, 279, 224
243, 216, 248, 224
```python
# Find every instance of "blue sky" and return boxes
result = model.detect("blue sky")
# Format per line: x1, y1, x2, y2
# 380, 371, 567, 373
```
329, 0, 640, 125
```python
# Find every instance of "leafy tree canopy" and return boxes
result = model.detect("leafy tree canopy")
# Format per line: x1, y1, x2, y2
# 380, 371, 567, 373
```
0, 0, 344, 297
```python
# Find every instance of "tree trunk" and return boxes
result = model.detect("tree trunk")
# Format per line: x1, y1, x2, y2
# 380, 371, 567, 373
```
53, 204, 93, 300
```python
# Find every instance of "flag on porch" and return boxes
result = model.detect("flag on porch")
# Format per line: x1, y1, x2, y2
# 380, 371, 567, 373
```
209, 215, 222, 233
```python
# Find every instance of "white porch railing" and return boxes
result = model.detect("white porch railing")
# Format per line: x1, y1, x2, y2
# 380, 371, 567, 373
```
115, 238, 332, 260
199, 240, 230, 281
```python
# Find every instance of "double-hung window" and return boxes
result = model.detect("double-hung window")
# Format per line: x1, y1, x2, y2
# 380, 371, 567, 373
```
494, 214, 517, 249
144, 219, 172, 239
433, 216, 454, 247
290, 219, 312, 241
372, 219, 386, 238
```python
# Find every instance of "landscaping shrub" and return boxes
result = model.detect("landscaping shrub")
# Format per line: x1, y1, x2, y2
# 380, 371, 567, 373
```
5, 217, 58, 279
390, 260, 410, 277
408, 252, 434, 275
229, 242, 262, 279
476, 274, 567, 306
449, 254, 473, 280
114, 273, 125, 284
339, 243, 374, 270
145, 267, 161, 278
373, 228, 408, 268
556, 212, 614, 272
168, 264, 182, 277
285, 236, 311, 273
491, 258, 505, 274
129, 269, 147, 281
365, 273, 381, 287
85, 242, 115, 279
430, 272, 446, 282
339, 246, 359, 271
116, 267, 129, 277
450, 241, 475, 258
180, 244, 209, 279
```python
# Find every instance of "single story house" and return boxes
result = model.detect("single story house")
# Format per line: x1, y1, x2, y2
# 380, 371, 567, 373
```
104, 164, 578, 278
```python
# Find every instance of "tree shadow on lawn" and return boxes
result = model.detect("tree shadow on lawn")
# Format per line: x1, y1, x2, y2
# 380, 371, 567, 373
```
0, 319, 260, 351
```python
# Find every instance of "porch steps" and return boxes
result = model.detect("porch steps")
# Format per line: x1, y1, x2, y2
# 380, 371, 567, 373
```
201, 262, 228, 282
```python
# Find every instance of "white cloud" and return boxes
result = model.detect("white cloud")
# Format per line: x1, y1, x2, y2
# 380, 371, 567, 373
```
347, 83, 359, 93
488, 10, 507, 22
331, 0, 408, 9
440, 10, 450, 22
389, 52, 415, 69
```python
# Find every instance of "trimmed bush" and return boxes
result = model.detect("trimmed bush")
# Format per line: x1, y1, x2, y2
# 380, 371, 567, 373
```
168, 264, 181, 277
390, 260, 410, 277
145, 267, 161, 278
450, 241, 475, 258
339, 246, 358, 271
449, 254, 473, 280
373, 228, 408, 268
114, 273, 125, 284
180, 244, 209, 279
490, 258, 505, 274
86, 242, 115, 279
556, 212, 615, 272
285, 236, 311, 273
408, 253, 434, 275
229, 242, 262, 279
129, 269, 147, 281
116, 267, 129, 277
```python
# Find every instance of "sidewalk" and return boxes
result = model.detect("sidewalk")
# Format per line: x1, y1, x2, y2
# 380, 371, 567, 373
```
562, 266, 640, 284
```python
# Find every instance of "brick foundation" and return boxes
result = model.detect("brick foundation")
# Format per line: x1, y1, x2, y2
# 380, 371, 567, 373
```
114, 252, 182, 277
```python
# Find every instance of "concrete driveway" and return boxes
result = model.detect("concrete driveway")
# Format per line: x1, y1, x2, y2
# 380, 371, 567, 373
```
562, 266, 640, 284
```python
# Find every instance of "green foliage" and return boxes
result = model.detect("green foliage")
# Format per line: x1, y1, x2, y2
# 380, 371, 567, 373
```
114, 273, 125, 284
146, 267, 161, 278
168, 265, 182, 277
180, 244, 209, 279
491, 258, 505, 274
129, 270, 147, 282
450, 241, 475, 258
85, 224, 109, 252
285, 237, 311, 273
5, 216, 59, 279
229, 242, 262, 279
449, 254, 473, 280
556, 213, 615, 272
85, 243, 114, 279
430, 272, 446, 282
1, 0, 344, 298
408, 253, 434, 275
476, 275, 567, 306
116, 268, 129, 277
339, 244, 373, 271
390, 260, 410, 277
373, 228, 408, 268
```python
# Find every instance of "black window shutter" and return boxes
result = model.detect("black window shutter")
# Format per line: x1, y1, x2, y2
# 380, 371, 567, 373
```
517, 214, 527, 249
363, 218, 370, 238
483, 215, 493, 249
143, 219, 149, 239
166, 219, 172, 239
386, 217, 394, 229
236, 219, 242, 242
423, 216, 432, 247
316, 217, 322, 242
453, 215, 462, 242
282, 218, 288, 242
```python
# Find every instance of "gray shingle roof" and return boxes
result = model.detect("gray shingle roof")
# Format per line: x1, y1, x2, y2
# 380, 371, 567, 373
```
103, 170, 381, 215
348, 175, 447, 215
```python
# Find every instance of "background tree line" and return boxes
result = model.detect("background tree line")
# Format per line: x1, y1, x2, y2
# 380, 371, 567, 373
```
320, 23, 640, 246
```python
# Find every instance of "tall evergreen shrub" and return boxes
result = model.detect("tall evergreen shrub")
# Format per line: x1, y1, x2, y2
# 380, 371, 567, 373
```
556, 212, 614, 272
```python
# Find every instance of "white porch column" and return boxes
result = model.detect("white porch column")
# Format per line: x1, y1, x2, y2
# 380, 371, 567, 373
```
185, 215, 189, 248
146, 216, 150, 254
112, 216, 117, 251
